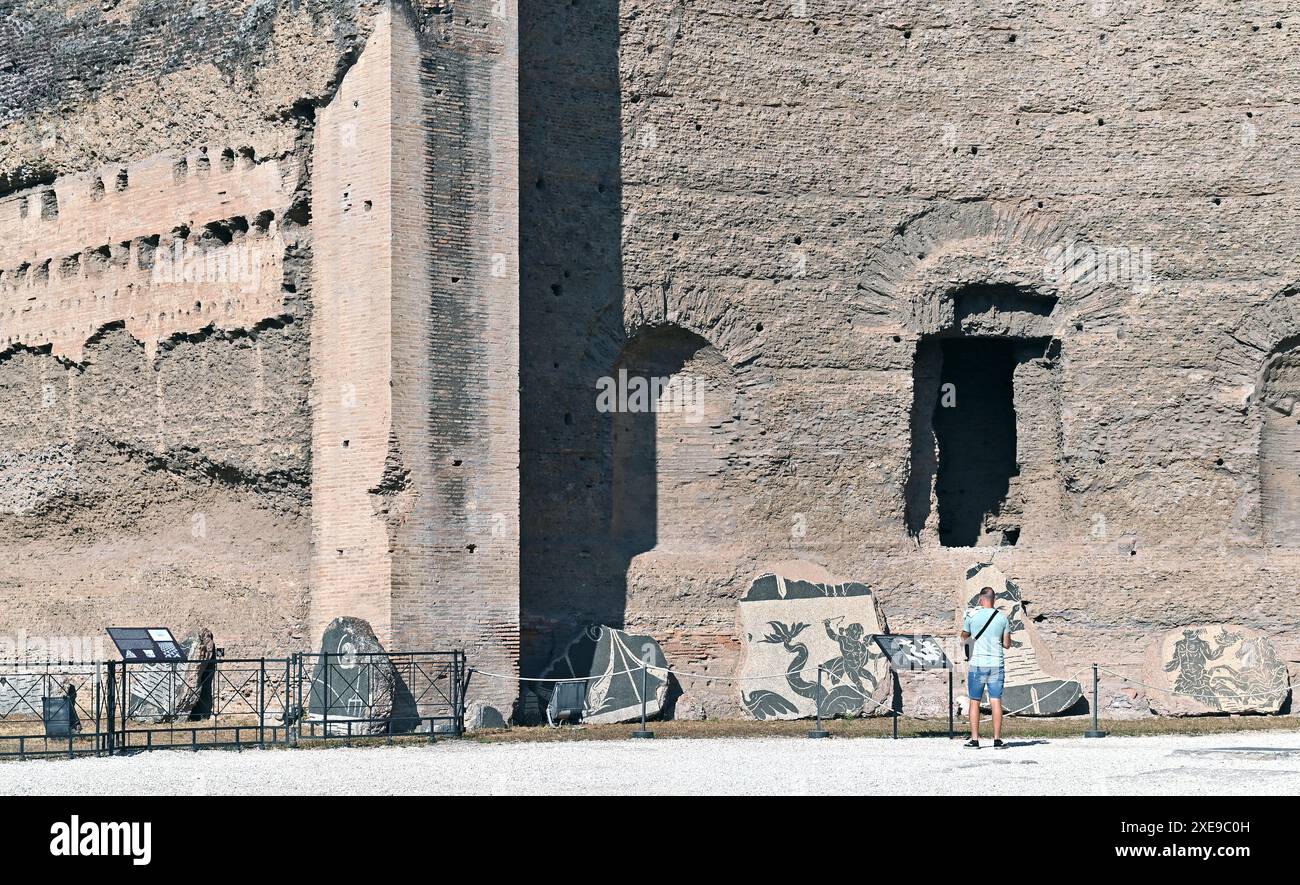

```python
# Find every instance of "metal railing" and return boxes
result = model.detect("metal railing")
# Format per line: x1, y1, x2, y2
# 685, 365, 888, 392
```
0, 650, 466, 761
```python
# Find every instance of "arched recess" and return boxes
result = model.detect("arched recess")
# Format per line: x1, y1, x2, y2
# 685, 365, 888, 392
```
1220, 285, 1300, 546
608, 323, 743, 554
1259, 337, 1300, 546
853, 201, 1128, 548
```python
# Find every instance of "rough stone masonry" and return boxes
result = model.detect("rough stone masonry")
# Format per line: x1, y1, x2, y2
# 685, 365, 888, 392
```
3, 1, 1299, 719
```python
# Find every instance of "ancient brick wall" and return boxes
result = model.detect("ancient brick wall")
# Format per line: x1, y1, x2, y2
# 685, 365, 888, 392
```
520, 1, 1300, 717
0, 1, 520, 693
0, 0, 372, 656
5, 0, 1299, 722
386, 2, 520, 707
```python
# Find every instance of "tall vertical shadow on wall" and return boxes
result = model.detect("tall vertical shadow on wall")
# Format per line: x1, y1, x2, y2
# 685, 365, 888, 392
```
519, 1, 627, 716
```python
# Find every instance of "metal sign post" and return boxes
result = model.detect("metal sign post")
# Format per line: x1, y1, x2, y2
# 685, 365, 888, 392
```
807, 666, 830, 738
871, 634, 955, 741
631, 664, 655, 739
1084, 663, 1107, 738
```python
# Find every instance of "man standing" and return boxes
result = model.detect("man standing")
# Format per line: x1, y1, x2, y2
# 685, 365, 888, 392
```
960, 586, 1012, 749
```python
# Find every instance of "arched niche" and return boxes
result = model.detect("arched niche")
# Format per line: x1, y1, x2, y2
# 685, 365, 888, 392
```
904, 283, 1062, 548
607, 323, 741, 554
1259, 337, 1300, 547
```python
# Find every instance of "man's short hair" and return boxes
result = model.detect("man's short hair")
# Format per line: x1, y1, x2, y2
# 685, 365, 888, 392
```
978, 586, 996, 599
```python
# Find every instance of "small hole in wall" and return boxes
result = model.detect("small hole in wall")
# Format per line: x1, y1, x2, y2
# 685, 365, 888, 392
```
363, 200, 372, 212
969, 145, 979, 155
466, 544, 477, 553
903, 30, 912, 39
1097, 118, 1104, 126
1212, 197, 1222, 205
794, 235, 802, 245
115, 169, 128, 191
451, 276, 460, 283
1007, 34, 1016, 43
453, 459, 462, 466
671, 232, 679, 241
551, 283, 562, 296
564, 412, 573, 425
892, 335, 902, 343
756, 322, 764, 332
1215, 457, 1224, 466
535, 177, 545, 190
342, 440, 349, 448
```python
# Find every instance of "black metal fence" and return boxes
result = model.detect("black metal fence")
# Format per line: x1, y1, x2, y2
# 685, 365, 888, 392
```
0, 651, 466, 761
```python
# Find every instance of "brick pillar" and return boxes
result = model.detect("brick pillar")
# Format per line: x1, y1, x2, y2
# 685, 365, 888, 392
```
311, 2, 520, 711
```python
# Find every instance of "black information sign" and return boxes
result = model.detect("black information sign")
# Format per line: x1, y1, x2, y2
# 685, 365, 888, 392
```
106, 627, 187, 663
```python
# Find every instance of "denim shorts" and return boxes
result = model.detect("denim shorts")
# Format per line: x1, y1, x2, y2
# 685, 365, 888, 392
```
967, 666, 1005, 701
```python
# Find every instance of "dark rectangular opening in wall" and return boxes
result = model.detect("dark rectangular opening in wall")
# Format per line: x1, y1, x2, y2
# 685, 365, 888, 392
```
933, 338, 1019, 547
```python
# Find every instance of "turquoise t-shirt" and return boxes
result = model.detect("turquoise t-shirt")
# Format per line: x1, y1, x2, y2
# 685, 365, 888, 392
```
963, 608, 1009, 668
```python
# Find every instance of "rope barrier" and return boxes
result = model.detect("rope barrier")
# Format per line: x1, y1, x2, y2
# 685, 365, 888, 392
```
472, 660, 1295, 728
1096, 665, 1292, 704
969, 666, 1091, 722
471, 663, 833, 684
478, 662, 1294, 701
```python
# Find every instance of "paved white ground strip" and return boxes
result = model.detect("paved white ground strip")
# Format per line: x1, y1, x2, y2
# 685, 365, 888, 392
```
2, 730, 1299, 796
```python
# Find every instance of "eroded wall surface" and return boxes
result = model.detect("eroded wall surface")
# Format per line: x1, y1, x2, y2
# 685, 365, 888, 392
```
0, 0, 520, 688
520, 2, 1300, 717
0, 0, 373, 654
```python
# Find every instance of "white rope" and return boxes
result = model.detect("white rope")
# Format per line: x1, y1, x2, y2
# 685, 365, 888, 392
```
476, 661, 1294, 724
472, 664, 830, 684
968, 667, 1091, 721
469, 667, 644, 684
1097, 665, 1292, 704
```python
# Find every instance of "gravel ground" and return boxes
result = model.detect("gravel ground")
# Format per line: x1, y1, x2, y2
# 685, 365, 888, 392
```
2, 730, 1299, 795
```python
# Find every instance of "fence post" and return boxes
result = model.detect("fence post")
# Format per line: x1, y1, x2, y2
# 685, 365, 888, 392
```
105, 660, 116, 757
94, 660, 102, 747
948, 667, 954, 740
1085, 663, 1107, 738
323, 652, 330, 741
285, 657, 293, 747
807, 666, 830, 738
258, 658, 266, 750
457, 651, 467, 737
632, 664, 654, 739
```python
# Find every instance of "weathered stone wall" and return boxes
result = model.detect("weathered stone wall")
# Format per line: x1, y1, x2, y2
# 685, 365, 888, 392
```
6, 0, 1298, 721
0, 0, 373, 655
520, 1, 1300, 718
0, 0, 520, 692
